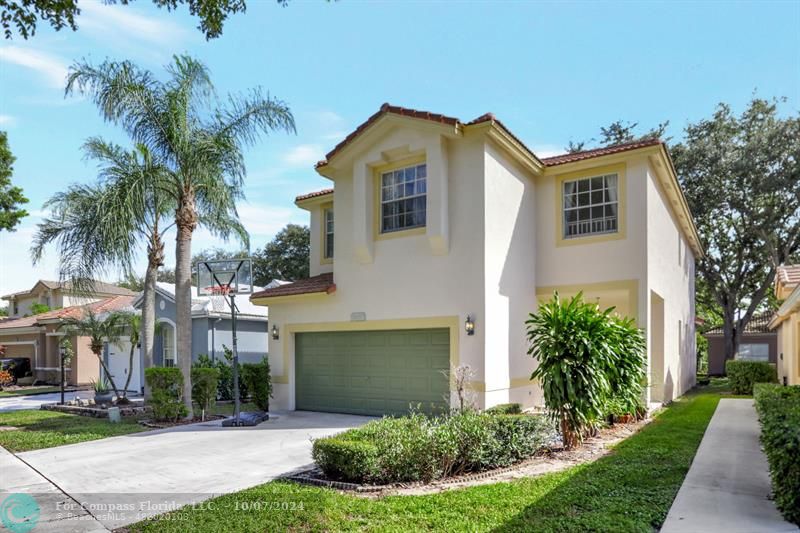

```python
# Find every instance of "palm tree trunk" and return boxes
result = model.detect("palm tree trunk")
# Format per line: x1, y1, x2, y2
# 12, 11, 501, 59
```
95, 349, 122, 399
141, 235, 163, 400
175, 192, 197, 419
122, 342, 135, 398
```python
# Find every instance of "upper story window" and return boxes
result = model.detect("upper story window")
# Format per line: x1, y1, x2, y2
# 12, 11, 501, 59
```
381, 163, 427, 233
323, 207, 334, 259
563, 173, 619, 239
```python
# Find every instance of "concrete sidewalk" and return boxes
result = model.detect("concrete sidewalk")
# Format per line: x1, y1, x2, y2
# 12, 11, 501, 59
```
0, 447, 109, 532
662, 398, 798, 532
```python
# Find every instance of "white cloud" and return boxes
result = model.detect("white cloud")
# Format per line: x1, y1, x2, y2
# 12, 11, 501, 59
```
282, 144, 324, 167
79, 1, 189, 48
0, 115, 16, 126
0, 46, 68, 88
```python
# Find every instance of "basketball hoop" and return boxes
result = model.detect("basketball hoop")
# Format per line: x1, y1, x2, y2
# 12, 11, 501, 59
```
208, 284, 231, 313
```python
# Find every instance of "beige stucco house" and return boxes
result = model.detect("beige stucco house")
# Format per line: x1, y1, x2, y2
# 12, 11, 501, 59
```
252, 104, 703, 416
2, 279, 135, 319
769, 264, 800, 385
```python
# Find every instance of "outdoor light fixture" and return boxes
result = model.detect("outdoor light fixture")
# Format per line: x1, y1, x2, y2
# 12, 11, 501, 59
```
465, 315, 475, 336
272, 324, 280, 340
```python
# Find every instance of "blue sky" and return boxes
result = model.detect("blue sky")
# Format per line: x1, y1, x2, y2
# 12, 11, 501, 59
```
1, 0, 798, 297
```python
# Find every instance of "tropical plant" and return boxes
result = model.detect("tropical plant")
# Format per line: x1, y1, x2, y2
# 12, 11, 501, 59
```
32, 141, 174, 401
91, 377, 110, 394
111, 311, 164, 400
59, 310, 124, 398
527, 292, 646, 448
66, 55, 295, 417
0, 369, 13, 389
192, 367, 221, 420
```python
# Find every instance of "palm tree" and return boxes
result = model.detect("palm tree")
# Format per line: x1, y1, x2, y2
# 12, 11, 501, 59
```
32, 141, 173, 400
65, 55, 295, 417
111, 310, 163, 400
60, 310, 124, 399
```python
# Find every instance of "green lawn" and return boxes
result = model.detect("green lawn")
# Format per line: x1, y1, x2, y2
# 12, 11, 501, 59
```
0, 386, 64, 398
0, 409, 146, 452
128, 386, 727, 532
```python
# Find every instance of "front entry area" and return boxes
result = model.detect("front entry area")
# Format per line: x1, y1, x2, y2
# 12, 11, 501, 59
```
295, 328, 450, 416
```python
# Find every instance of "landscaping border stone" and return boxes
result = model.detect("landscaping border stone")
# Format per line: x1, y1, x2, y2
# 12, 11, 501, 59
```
41, 402, 150, 418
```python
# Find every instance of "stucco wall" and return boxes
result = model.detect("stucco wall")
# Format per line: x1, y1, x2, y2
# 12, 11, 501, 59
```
645, 163, 697, 401
706, 333, 778, 375
776, 315, 799, 385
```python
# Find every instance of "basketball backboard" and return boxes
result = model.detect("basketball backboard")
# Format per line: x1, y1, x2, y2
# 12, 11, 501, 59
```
196, 258, 254, 296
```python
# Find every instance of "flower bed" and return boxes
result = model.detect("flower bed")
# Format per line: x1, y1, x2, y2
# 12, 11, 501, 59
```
312, 411, 555, 484
753, 383, 800, 525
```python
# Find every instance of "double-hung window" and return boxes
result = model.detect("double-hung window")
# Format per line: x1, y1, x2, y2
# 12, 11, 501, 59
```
563, 173, 619, 239
323, 207, 334, 259
380, 163, 427, 233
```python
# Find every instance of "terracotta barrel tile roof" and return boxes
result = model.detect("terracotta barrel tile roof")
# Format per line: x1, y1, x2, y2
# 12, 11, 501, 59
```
703, 312, 775, 336
251, 273, 335, 300
541, 138, 663, 166
777, 264, 800, 287
0, 295, 134, 330
295, 188, 334, 203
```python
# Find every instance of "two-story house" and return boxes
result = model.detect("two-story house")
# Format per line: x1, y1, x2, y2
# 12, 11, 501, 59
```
2, 280, 135, 318
769, 264, 800, 385
251, 104, 703, 416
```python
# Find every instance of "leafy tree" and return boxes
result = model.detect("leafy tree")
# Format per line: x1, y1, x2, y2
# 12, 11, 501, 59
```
59, 310, 124, 398
0, 131, 28, 231
671, 98, 800, 361
565, 120, 669, 153
66, 55, 295, 417
1, 0, 300, 40
32, 141, 173, 400
527, 293, 646, 449
252, 224, 309, 285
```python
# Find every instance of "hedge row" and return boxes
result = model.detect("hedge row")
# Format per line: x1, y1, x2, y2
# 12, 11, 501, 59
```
726, 360, 777, 395
753, 383, 800, 525
312, 411, 553, 484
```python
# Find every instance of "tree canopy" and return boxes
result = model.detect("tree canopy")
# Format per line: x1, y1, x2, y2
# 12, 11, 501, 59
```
0, 131, 28, 231
672, 97, 800, 357
1, 0, 297, 40
565, 120, 670, 153
252, 224, 310, 285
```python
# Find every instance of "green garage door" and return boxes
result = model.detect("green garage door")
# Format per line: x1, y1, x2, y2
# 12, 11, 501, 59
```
296, 328, 450, 416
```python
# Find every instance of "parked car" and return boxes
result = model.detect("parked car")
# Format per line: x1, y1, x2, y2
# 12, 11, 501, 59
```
0, 358, 33, 383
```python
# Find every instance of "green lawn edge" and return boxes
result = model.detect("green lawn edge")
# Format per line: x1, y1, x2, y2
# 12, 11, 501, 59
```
128, 389, 724, 532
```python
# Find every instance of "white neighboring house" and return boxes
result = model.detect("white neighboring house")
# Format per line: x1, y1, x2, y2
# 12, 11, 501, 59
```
252, 104, 702, 416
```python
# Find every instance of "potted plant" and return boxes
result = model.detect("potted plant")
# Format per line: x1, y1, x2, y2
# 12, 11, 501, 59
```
92, 377, 114, 406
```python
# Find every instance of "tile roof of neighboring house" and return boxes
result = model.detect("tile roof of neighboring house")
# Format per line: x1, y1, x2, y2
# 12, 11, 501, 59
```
0, 295, 135, 330
296, 188, 334, 203
777, 264, 800, 287
703, 312, 775, 336
251, 273, 335, 300
540, 138, 664, 166
1, 279, 135, 300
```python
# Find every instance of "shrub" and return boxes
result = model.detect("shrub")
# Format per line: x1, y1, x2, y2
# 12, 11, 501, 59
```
485, 403, 522, 415
145, 367, 188, 421
753, 384, 800, 525
312, 411, 553, 484
527, 292, 646, 448
240, 357, 272, 412
192, 367, 220, 418
726, 360, 777, 394
0, 369, 13, 388
194, 351, 249, 401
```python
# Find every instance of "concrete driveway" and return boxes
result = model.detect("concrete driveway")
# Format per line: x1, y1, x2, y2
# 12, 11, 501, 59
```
0, 391, 83, 411
12, 411, 371, 530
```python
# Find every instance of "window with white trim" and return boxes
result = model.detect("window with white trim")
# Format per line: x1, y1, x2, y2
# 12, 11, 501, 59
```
736, 343, 770, 362
162, 325, 176, 368
381, 163, 427, 233
563, 173, 619, 238
323, 207, 334, 259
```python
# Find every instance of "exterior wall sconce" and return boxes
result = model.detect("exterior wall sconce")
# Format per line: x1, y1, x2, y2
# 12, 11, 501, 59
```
465, 315, 475, 336
271, 324, 280, 340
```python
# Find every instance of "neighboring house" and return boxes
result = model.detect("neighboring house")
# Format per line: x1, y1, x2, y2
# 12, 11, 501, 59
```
703, 313, 777, 375
0, 296, 134, 385
768, 264, 800, 386
113, 282, 270, 393
251, 104, 702, 416
1, 279, 135, 319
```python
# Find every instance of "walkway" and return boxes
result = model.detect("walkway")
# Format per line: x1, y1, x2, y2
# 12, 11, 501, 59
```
0, 391, 82, 411
662, 398, 798, 532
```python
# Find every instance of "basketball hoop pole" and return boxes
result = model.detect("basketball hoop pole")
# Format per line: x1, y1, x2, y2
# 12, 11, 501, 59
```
230, 291, 241, 426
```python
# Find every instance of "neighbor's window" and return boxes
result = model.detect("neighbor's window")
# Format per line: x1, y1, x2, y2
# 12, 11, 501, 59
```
162, 325, 176, 367
563, 173, 619, 238
324, 207, 334, 259
381, 163, 427, 233
736, 343, 770, 362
